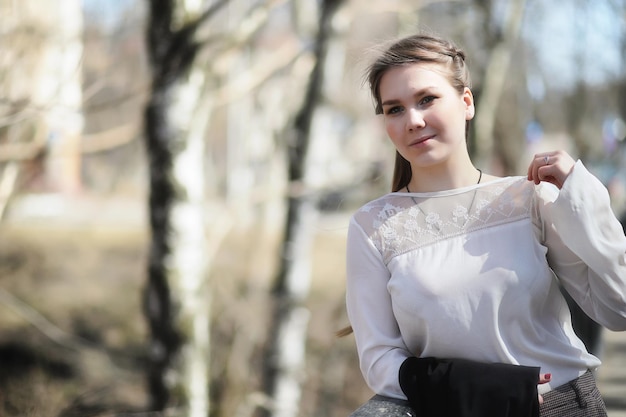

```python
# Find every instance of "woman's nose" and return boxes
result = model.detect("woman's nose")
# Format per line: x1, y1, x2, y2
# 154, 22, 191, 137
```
407, 108, 425, 131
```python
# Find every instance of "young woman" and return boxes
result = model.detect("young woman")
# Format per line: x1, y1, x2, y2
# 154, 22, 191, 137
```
346, 33, 626, 416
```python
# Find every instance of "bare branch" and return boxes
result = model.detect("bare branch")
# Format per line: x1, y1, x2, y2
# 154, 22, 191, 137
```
81, 123, 139, 154
0, 162, 19, 220
0, 134, 46, 162
0, 288, 84, 350
0, 99, 45, 127
182, 0, 231, 35
214, 42, 305, 107
195, 0, 288, 51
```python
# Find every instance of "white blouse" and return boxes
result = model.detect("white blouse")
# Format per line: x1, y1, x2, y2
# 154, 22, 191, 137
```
346, 160, 626, 400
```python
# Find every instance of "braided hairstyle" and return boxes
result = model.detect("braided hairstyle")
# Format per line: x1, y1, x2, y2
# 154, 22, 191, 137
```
366, 34, 472, 192
338, 34, 473, 338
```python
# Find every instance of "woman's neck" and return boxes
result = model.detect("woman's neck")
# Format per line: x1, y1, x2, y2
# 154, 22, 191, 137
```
407, 163, 481, 193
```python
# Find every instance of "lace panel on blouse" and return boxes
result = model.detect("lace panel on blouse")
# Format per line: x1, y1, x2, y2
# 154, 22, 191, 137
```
354, 177, 535, 264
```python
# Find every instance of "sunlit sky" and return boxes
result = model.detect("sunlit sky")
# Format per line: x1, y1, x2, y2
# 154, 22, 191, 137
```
82, 0, 625, 93
82, 0, 140, 29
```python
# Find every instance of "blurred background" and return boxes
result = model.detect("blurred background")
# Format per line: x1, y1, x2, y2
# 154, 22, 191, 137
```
1, 0, 625, 416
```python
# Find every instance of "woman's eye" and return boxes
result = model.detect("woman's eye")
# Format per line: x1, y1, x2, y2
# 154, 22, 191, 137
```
420, 96, 436, 105
385, 106, 402, 115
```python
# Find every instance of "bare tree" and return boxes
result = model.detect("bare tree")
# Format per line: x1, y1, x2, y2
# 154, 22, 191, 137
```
257, 1, 345, 416
37, 0, 84, 193
0, 0, 83, 216
142, 0, 228, 415
472, 0, 527, 169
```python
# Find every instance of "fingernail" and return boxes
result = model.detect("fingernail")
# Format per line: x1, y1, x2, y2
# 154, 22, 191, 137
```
545, 373, 552, 379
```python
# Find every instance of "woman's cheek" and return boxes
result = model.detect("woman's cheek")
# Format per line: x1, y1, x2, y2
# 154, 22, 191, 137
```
385, 120, 403, 142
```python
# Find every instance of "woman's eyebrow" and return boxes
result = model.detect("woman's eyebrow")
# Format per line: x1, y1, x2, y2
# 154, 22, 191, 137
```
381, 98, 401, 107
381, 86, 437, 107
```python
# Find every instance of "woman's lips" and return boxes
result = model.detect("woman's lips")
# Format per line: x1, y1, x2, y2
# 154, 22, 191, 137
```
410, 134, 435, 146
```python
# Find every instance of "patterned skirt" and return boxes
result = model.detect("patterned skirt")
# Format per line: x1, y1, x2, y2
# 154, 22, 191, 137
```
348, 370, 607, 417
539, 370, 607, 417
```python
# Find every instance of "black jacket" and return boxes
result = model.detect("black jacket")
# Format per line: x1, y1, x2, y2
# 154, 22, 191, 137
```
399, 357, 540, 417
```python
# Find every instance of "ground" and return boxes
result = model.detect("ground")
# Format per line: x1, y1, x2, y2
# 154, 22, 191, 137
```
2, 195, 625, 416
0, 198, 368, 417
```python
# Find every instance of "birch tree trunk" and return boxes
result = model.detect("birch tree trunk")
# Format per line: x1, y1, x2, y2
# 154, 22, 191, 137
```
32, 0, 84, 193
0, 0, 82, 211
258, 1, 345, 416
473, 0, 527, 167
143, 1, 227, 415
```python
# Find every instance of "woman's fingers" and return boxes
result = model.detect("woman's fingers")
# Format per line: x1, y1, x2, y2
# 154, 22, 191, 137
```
538, 373, 552, 384
537, 373, 552, 405
527, 151, 575, 189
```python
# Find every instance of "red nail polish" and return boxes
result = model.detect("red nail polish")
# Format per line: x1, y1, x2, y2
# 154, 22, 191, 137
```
545, 373, 552, 379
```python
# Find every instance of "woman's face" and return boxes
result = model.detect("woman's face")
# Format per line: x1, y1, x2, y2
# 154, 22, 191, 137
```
378, 62, 474, 169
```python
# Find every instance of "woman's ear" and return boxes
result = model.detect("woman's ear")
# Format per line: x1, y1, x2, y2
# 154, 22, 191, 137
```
463, 87, 475, 120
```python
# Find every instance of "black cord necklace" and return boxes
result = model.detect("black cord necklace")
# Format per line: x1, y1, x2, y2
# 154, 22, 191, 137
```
405, 168, 483, 229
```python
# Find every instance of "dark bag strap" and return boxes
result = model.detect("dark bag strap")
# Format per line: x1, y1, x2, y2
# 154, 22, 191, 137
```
399, 357, 540, 417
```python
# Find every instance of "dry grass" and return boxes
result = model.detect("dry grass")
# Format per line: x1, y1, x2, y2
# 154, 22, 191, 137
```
0, 224, 149, 416
0, 214, 371, 417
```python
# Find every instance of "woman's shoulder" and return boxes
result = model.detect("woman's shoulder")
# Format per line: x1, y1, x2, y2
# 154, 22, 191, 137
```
350, 192, 409, 221
350, 176, 533, 228
348, 193, 410, 235
348, 177, 538, 263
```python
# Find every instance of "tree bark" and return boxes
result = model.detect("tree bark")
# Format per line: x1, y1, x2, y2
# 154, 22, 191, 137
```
473, 0, 527, 167
32, 0, 84, 193
143, 0, 227, 415
0, 0, 82, 213
258, 1, 345, 417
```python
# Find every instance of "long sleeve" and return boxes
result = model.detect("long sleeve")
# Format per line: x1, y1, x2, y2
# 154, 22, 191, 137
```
345, 217, 412, 399
537, 160, 626, 331
346, 176, 612, 397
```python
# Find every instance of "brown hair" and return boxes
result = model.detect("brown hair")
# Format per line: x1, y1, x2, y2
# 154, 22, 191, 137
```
366, 33, 472, 192
338, 35, 472, 338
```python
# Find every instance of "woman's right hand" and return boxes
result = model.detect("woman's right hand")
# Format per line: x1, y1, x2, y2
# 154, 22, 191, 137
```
527, 151, 575, 189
